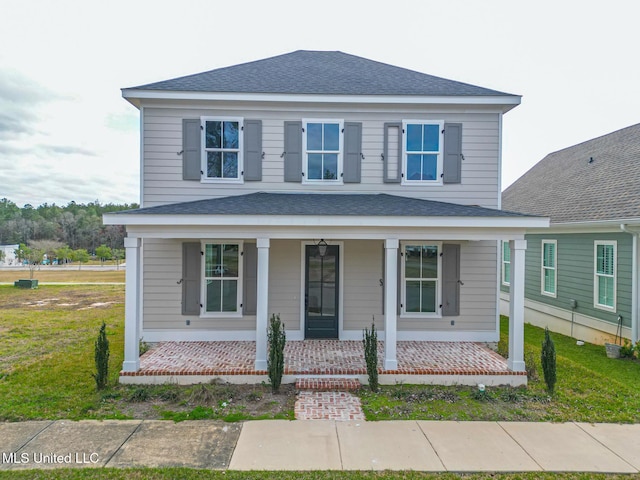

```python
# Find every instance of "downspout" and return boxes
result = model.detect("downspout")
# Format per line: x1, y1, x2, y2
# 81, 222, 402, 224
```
620, 224, 639, 343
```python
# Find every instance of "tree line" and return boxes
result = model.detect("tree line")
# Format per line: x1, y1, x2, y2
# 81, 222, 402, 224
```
0, 198, 137, 263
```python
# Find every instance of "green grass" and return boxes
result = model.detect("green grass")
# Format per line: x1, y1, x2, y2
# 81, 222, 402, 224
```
360, 316, 640, 423
0, 471, 634, 480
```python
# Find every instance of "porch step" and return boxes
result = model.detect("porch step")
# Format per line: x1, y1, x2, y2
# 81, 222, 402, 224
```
295, 377, 362, 392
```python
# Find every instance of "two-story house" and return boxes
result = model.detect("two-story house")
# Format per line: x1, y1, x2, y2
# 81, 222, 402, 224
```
104, 51, 547, 384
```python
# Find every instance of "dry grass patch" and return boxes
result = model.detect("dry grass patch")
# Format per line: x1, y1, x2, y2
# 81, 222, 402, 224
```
0, 269, 125, 283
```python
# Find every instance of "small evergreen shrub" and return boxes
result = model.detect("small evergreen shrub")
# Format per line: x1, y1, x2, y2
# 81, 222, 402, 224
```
524, 349, 539, 381
363, 321, 379, 392
267, 314, 286, 393
139, 338, 150, 356
93, 322, 110, 390
541, 327, 557, 394
619, 340, 635, 358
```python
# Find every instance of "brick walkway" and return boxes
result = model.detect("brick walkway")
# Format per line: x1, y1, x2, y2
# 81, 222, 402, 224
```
294, 391, 366, 421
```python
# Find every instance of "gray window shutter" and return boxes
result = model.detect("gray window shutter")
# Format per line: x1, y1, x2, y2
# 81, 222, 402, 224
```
383, 122, 402, 183
441, 244, 461, 316
343, 122, 362, 183
243, 120, 262, 181
397, 249, 402, 315
182, 119, 201, 181
284, 121, 303, 182
182, 242, 201, 315
443, 123, 462, 184
243, 243, 257, 315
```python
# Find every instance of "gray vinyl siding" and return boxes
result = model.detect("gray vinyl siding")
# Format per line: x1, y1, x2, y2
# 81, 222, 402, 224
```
141, 105, 500, 208
343, 240, 384, 330
522, 233, 633, 329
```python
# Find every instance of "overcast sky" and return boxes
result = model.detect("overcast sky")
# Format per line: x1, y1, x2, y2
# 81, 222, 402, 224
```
1, 0, 638, 207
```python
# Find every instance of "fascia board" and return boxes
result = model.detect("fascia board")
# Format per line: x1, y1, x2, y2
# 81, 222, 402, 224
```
543, 218, 640, 233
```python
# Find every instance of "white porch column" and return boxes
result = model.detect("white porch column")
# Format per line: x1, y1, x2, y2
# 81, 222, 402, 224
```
122, 237, 141, 372
255, 238, 270, 371
508, 239, 527, 372
384, 238, 399, 370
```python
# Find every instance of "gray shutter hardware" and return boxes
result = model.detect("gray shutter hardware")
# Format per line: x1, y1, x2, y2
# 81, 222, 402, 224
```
177, 150, 184, 155
182, 119, 202, 181
443, 123, 463, 184
244, 119, 263, 181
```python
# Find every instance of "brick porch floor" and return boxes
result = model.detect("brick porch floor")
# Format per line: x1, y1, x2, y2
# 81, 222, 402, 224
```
120, 340, 525, 385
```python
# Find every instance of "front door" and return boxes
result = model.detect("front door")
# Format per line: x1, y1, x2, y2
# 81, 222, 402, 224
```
305, 244, 339, 338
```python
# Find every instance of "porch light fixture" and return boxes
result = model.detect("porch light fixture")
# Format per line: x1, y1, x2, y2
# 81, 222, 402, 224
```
316, 239, 328, 257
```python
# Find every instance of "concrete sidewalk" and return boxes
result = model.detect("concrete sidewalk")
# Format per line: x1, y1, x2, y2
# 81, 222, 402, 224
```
1, 420, 639, 472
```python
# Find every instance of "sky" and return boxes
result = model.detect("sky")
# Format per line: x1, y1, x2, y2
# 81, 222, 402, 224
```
1, 0, 638, 207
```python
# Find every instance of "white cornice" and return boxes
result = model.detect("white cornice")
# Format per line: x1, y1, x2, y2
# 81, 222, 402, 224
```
542, 218, 640, 233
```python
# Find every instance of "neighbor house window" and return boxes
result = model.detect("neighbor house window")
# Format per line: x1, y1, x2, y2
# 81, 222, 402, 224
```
303, 119, 343, 182
202, 117, 243, 182
202, 242, 242, 314
402, 243, 441, 315
541, 240, 557, 297
502, 241, 511, 286
403, 120, 444, 183
594, 241, 616, 310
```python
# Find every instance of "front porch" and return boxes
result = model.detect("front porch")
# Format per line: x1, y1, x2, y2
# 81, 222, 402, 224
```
119, 340, 526, 386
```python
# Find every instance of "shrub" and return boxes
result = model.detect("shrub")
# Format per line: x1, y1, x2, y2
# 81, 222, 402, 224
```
363, 321, 379, 392
267, 314, 286, 393
619, 340, 635, 358
93, 322, 110, 390
525, 349, 539, 381
541, 327, 557, 394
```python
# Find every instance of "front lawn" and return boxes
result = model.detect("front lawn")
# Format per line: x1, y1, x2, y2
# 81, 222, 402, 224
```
359, 317, 640, 423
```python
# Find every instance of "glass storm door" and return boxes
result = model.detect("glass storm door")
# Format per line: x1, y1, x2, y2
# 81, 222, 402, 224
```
305, 245, 339, 339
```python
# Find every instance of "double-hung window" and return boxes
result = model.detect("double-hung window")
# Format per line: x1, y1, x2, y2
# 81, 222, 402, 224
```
402, 243, 441, 315
403, 120, 444, 184
303, 119, 343, 182
502, 241, 511, 286
202, 117, 243, 182
594, 241, 616, 310
202, 242, 242, 315
541, 240, 557, 297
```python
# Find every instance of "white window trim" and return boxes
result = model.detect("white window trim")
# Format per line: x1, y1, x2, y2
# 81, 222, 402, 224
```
502, 241, 511, 286
594, 240, 617, 312
200, 116, 244, 184
541, 239, 557, 298
401, 119, 444, 186
302, 118, 344, 184
200, 240, 244, 318
400, 241, 442, 318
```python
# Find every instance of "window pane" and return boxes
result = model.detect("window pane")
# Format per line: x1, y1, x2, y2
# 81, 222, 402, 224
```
544, 243, 555, 267
307, 123, 322, 150
205, 244, 222, 277
323, 154, 338, 179
406, 124, 422, 152
422, 154, 437, 180
223, 244, 239, 277
405, 246, 421, 278
503, 242, 511, 261
597, 245, 614, 275
544, 269, 555, 293
205, 121, 221, 148
422, 246, 438, 278
324, 123, 339, 151
598, 276, 614, 307
423, 125, 439, 151
308, 154, 322, 179
504, 263, 511, 284
223, 152, 238, 178
407, 155, 422, 180
207, 152, 222, 178
421, 281, 436, 313
406, 280, 421, 312
222, 280, 237, 312
206, 279, 222, 312
223, 121, 238, 149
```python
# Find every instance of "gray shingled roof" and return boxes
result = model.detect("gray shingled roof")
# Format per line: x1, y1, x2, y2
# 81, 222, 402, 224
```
114, 192, 530, 218
128, 50, 515, 97
502, 123, 640, 223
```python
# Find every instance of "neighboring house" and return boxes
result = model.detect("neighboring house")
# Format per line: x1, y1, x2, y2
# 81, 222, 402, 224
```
103, 50, 547, 376
502, 123, 640, 345
0, 244, 19, 266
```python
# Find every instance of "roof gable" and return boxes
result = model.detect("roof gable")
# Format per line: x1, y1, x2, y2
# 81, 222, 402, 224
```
127, 50, 515, 98
502, 123, 640, 223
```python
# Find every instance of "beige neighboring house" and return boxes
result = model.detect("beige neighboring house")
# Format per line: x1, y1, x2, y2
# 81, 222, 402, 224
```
0, 244, 19, 266
103, 50, 547, 379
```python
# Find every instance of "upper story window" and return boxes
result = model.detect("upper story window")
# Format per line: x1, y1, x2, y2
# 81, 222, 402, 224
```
303, 119, 343, 183
202, 117, 243, 183
594, 241, 616, 311
541, 240, 557, 297
502, 241, 511, 286
403, 120, 444, 184
402, 243, 442, 316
